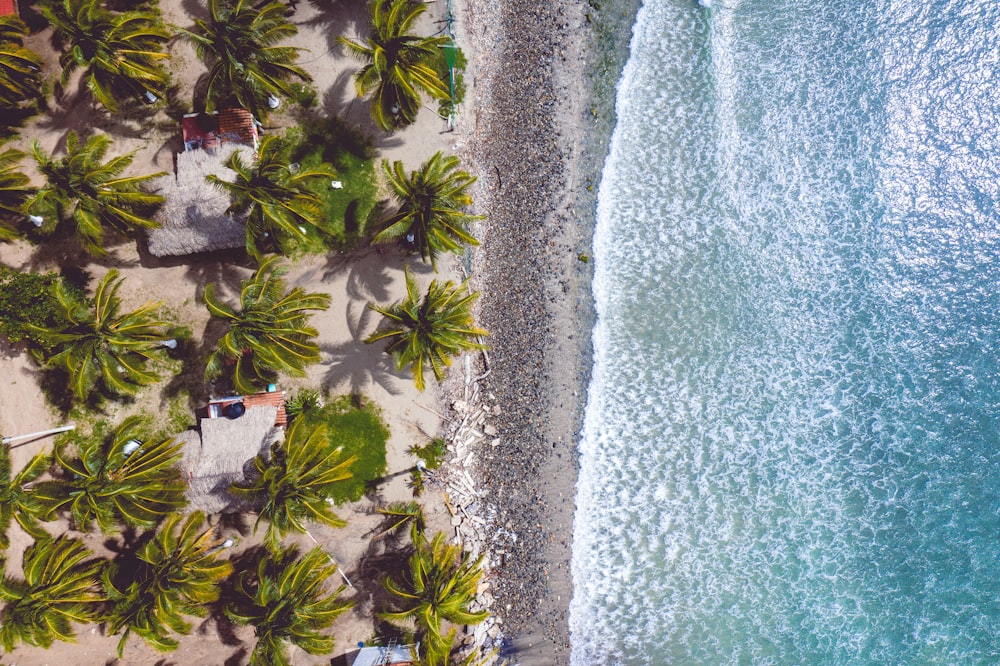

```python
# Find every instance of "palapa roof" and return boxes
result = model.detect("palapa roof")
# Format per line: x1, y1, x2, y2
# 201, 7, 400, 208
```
178, 405, 281, 514
146, 145, 251, 257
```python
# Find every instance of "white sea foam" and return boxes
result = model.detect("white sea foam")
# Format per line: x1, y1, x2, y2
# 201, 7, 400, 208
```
571, 0, 1000, 664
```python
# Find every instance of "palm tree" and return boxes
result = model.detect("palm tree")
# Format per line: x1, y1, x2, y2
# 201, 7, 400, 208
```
204, 256, 331, 394
381, 531, 488, 664
339, 0, 450, 131
366, 267, 487, 391
0, 445, 51, 550
0, 143, 33, 241
180, 0, 309, 116
34, 416, 187, 534
0, 536, 105, 651
227, 546, 352, 666
28, 269, 173, 401
375, 152, 480, 270
206, 135, 336, 260
0, 15, 44, 111
39, 0, 170, 112
104, 511, 234, 656
26, 131, 166, 255
230, 417, 355, 553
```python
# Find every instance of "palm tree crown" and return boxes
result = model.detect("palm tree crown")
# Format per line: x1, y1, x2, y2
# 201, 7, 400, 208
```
207, 135, 336, 260
381, 531, 489, 663
0, 144, 32, 241
0, 15, 44, 111
366, 267, 487, 391
26, 132, 165, 255
230, 417, 355, 552
0, 536, 104, 651
34, 416, 187, 533
375, 152, 480, 270
29, 269, 173, 401
339, 0, 450, 131
204, 257, 331, 394
180, 0, 309, 116
104, 511, 234, 656
39, 0, 170, 112
0, 445, 51, 550
227, 546, 352, 666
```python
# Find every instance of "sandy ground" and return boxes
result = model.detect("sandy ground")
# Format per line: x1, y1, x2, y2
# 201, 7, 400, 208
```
0, 0, 467, 664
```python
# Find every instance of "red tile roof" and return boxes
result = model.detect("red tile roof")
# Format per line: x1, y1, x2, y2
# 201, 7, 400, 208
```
241, 390, 287, 427
0, 0, 18, 17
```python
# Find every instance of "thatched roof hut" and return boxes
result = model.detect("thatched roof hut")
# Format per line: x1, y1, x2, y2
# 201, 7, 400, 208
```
146, 144, 252, 257
178, 405, 281, 514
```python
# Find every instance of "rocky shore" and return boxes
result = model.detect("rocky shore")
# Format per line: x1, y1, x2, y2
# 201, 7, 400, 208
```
445, 0, 600, 663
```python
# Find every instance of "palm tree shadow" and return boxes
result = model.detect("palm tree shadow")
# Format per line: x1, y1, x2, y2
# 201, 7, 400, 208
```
350, 538, 414, 631
321, 301, 402, 396
302, 0, 371, 50
320, 79, 402, 151
322, 249, 395, 303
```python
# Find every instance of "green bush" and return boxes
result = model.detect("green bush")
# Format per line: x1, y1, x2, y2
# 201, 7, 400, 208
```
302, 394, 388, 503
0, 266, 82, 351
409, 437, 447, 470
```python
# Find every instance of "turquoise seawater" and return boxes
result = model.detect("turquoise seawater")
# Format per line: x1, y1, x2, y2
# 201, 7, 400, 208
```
570, 0, 1000, 663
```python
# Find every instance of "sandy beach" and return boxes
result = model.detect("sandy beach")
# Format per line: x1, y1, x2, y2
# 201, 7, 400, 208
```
0, 0, 648, 662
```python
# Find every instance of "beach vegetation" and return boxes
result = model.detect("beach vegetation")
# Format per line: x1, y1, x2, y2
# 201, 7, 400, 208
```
28, 269, 173, 402
0, 536, 105, 651
38, 0, 171, 112
179, 0, 310, 117
0, 16, 44, 115
376, 500, 425, 540
207, 134, 337, 261
203, 257, 331, 395
25, 131, 166, 255
34, 416, 187, 534
103, 511, 233, 656
374, 152, 480, 270
339, 0, 450, 131
0, 266, 80, 350
366, 267, 487, 391
0, 445, 52, 550
409, 437, 447, 470
229, 416, 356, 553
226, 545, 352, 666
381, 530, 488, 664
286, 117, 379, 249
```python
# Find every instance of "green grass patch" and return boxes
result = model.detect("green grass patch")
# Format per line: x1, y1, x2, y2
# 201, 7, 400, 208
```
303, 394, 388, 504
285, 118, 380, 251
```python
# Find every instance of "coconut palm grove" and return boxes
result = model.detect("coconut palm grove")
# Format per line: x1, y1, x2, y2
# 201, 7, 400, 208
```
0, 0, 492, 664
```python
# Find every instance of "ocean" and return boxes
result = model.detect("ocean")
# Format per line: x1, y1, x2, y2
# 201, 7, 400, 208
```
569, 0, 1000, 663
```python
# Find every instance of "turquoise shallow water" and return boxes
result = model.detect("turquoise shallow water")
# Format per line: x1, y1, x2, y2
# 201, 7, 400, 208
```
570, 0, 1000, 663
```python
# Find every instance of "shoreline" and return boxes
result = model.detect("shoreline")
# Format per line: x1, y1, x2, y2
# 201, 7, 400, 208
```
448, 0, 645, 661
452, 0, 615, 662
